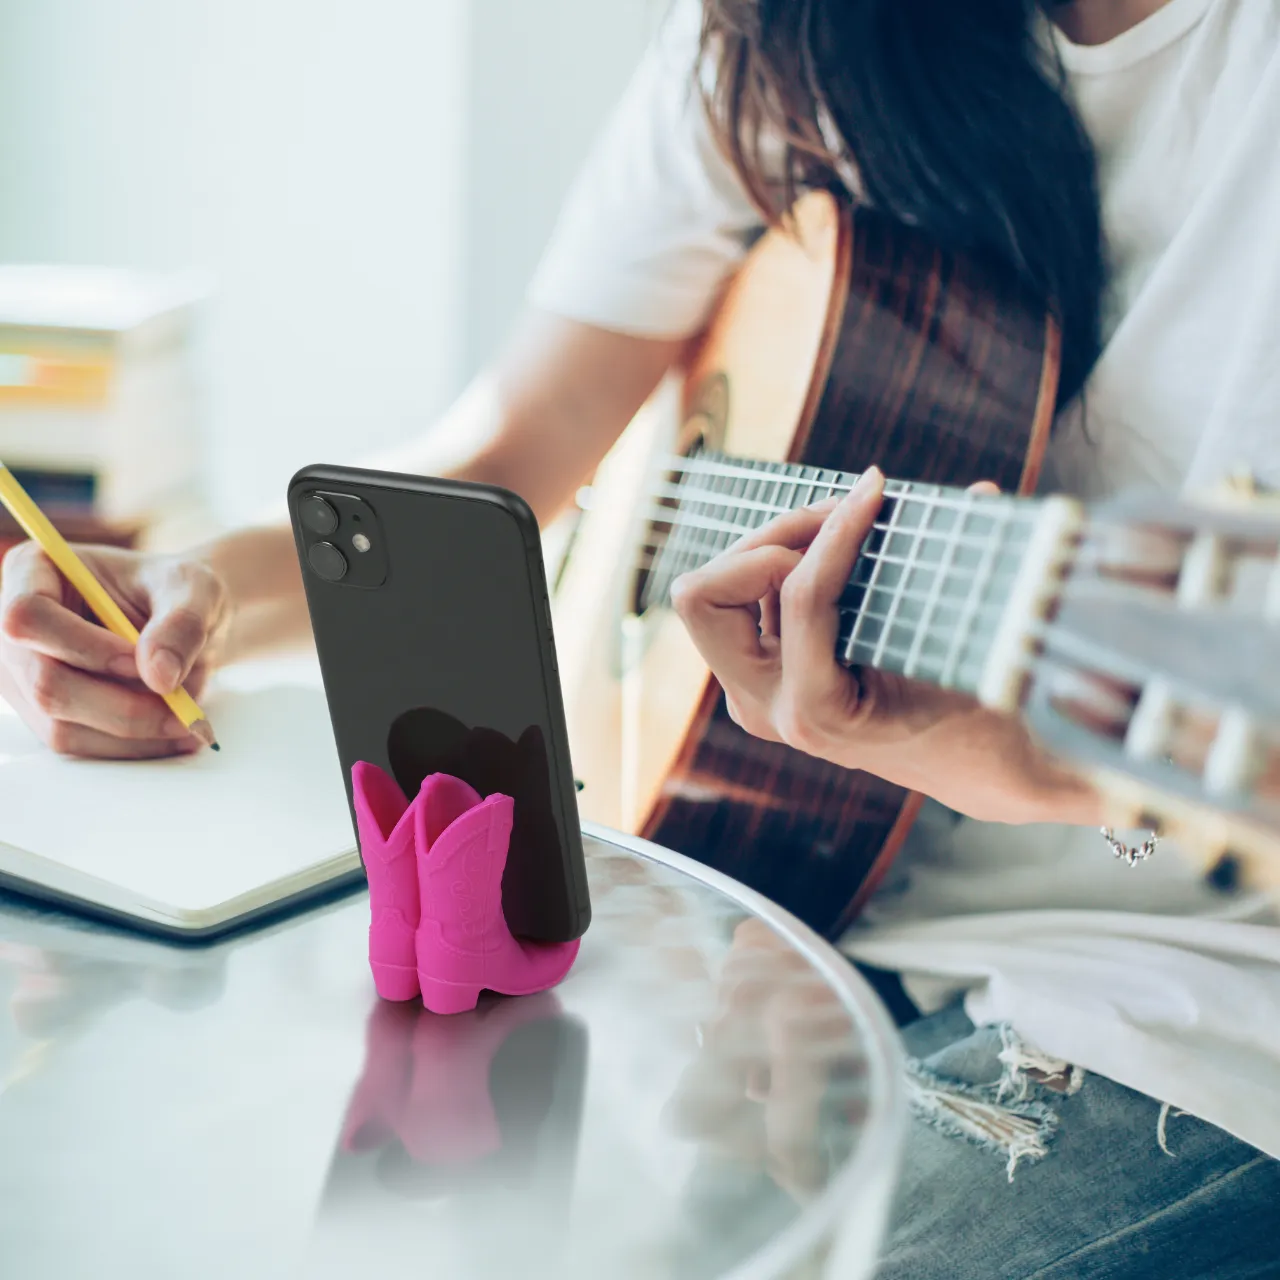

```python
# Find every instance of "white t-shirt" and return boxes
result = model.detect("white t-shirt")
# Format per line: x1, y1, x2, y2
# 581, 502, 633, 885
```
529, 0, 1280, 1157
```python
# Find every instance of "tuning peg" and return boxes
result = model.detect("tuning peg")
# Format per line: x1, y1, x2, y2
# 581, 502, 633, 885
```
1202, 468, 1280, 511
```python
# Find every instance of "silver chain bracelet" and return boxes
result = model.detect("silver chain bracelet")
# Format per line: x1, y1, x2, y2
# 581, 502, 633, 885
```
1100, 827, 1159, 866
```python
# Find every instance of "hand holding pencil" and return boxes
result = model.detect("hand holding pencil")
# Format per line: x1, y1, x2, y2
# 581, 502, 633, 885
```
0, 464, 223, 758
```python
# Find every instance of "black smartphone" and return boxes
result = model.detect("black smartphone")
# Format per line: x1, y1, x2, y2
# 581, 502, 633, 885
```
287, 464, 590, 943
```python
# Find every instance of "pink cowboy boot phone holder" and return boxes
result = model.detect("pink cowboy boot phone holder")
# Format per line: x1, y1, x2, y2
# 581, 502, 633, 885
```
353, 762, 580, 1015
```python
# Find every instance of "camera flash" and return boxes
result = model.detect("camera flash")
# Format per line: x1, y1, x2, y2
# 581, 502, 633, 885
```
351, 533, 372, 553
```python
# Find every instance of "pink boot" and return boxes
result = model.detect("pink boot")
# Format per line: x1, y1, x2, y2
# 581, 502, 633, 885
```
352, 762, 422, 1002
414, 774, 580, 1016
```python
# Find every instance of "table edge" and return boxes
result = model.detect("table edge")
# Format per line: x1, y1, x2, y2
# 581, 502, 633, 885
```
582, 820, 907, 1280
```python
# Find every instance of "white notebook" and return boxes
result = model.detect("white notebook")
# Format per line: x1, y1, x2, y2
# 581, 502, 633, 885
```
0, 661, 363, 936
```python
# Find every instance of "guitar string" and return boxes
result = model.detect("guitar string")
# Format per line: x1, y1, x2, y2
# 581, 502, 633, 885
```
626, 542, 1019, 610
654, 453, 1040, 666
683, 449, 725, 593
837, 584, 1012, 671
870, 472, 933, 671
644, 454, 1026, 679
634, 454, 1039, 613
845, 468, 903, 662
638, 455, 1036, 585
636, 504, 1033, 566
658, 454, 1037, 516
627, 548, 1021, 644
654, 446, 709, 606
628, 569, 1010, 685
635, 505, 1019, 681
634, 530, 1119, 575
642, 481, 1037, 550
640, 460, 1041, 550
605, 458, 1077, 692
663, 451, 1012, 499
646, 458, 843, 616
634, 512, 1024, 632
834, 633, 996, 680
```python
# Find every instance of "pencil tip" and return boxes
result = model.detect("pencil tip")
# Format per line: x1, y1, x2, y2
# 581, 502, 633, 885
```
189, 718, 219, 752
210, 741, 221, 752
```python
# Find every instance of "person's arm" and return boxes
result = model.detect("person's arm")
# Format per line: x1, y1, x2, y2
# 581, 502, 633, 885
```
205, 311, 683, 665
0, 313, 681, 756
368, 312, 685, 527
0, 0, 756, 757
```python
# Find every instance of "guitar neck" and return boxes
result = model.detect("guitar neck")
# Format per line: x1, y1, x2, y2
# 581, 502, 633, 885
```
647, 451, 1067, 702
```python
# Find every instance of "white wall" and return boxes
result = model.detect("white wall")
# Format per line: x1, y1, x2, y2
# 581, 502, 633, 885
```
462, 0, 665, 374
0, 0, 660, 524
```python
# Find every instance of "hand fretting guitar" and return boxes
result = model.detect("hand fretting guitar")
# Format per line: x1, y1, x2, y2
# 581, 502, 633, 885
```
551, 191, 1279, 938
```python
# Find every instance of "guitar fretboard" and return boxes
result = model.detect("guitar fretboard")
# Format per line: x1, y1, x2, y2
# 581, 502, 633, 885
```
642, 450, 1044, 695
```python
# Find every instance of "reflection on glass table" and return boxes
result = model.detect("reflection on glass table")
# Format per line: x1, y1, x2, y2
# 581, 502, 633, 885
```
0, 829, 903, 1280
308, 991, 588, 1276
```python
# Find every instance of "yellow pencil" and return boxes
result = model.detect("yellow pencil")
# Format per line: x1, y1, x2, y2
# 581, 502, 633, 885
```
0, 463, 218, 751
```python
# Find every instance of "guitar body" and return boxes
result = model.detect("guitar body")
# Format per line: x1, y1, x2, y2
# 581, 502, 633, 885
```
553, 190, 1061, 938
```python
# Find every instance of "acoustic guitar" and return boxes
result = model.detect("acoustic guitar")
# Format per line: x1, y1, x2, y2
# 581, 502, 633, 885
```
551, 190, 1280, 939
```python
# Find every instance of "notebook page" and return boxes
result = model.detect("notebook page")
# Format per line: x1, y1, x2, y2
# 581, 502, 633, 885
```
0, 670, 358, 919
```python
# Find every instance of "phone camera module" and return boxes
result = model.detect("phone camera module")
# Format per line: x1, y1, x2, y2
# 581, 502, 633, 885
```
308, 541, 348, 582
300, 495, 339, 536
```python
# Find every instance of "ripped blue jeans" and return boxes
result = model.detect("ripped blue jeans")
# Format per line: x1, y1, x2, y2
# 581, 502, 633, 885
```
877, 1002, 1280, 1279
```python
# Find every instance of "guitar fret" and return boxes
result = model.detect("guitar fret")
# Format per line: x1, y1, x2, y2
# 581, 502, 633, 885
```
646, 453, 1033, 672
845, 476, 891, 659
695, 454, 728, 572
840, 590, 1007, 634
868, 483, 912, 668
645, 462, 676, 610
872, 482, 937, 672
716, 460, 735, 551
806, 466, 822, 503
898, 494, 969, 681
739, 462, 756, 536
939, 504, 1013, 686
853, 567, 1018, 610
838, 582, 1013, 650
845, 636, 941, 669
726, 459, 747, 545
668, 452, 707, 591
765, 468, 785, 526
964, 535, 1028, 664
749, 460, 769, 534
768, 461, 812, 511
661, 475, 686, 596
773, 465, 793, 514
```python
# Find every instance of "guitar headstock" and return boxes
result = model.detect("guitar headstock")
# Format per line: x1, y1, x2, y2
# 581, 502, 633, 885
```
1018, 476, 1280, 887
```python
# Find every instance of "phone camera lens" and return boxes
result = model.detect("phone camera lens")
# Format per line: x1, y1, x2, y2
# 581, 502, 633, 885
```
308, 541, 348, 582
300, 495, 339, 536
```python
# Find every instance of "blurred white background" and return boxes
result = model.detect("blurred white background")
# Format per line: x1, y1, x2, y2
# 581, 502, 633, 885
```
0, 0, 663, 524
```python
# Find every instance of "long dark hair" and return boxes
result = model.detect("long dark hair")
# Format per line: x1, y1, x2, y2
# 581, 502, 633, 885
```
699, 0, 1105, 407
